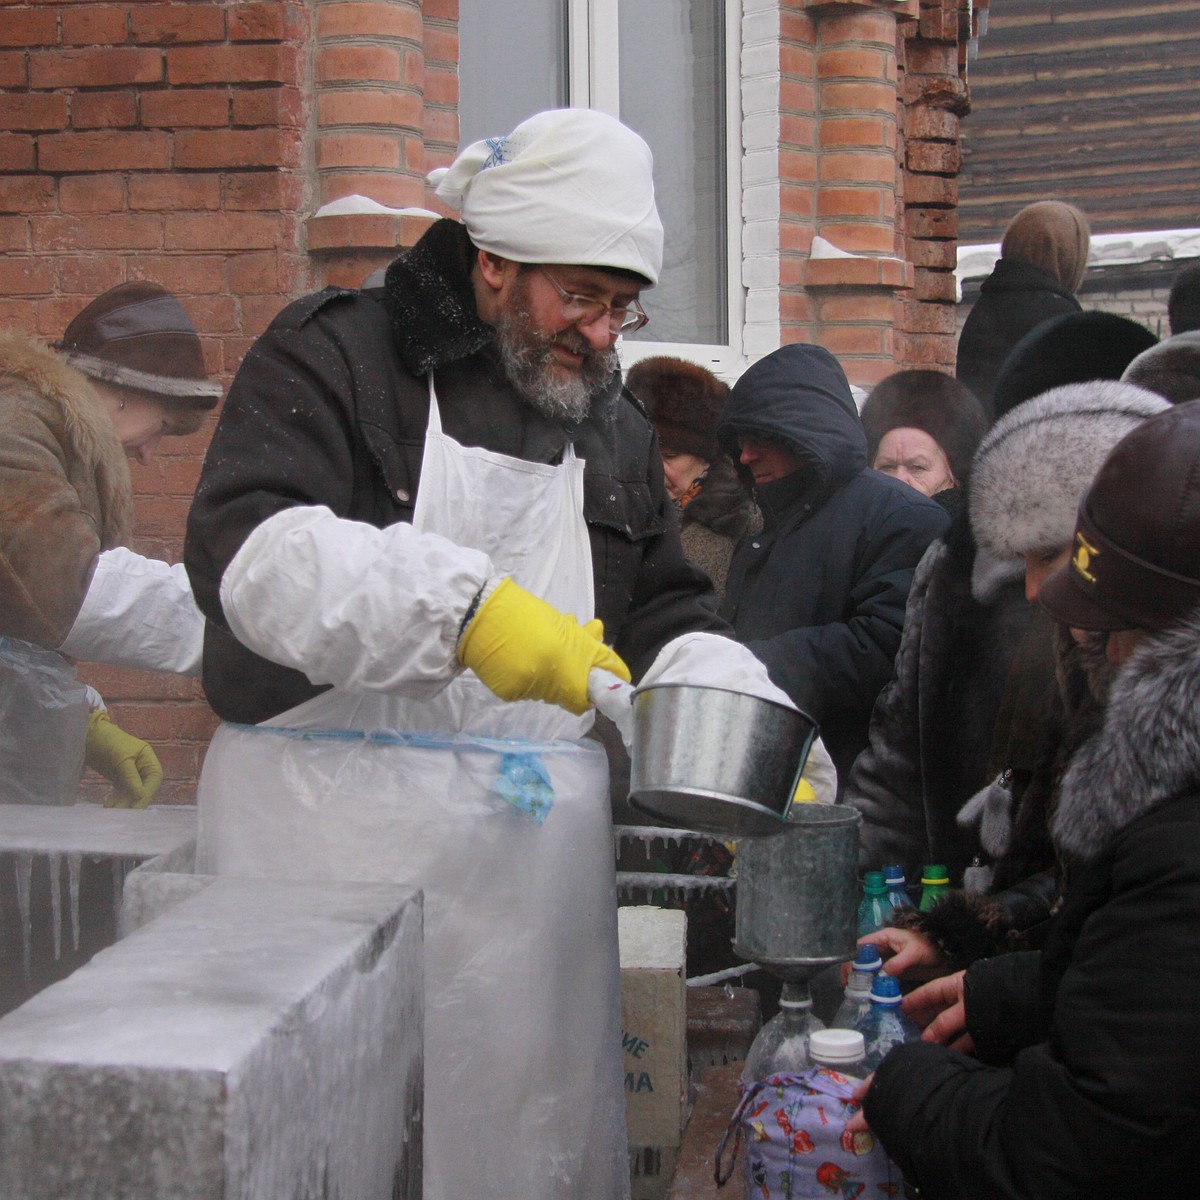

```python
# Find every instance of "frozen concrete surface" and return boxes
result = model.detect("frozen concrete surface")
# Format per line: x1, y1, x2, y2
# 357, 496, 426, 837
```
0, 875, 423, 1200
0, 804, 199, 1015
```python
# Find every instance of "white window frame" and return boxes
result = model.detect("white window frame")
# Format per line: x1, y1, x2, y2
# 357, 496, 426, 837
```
566, 0, 750, 381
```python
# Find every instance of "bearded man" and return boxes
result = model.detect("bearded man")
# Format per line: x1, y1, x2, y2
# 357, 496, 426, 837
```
184, 110, 740, 1199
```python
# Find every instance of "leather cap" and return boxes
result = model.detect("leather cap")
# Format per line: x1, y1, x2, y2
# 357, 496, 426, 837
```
58, 282, 221, 405
1040, 399, 1200, 630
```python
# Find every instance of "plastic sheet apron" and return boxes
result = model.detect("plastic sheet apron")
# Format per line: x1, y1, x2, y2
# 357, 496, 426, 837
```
197, 377, 628, 1200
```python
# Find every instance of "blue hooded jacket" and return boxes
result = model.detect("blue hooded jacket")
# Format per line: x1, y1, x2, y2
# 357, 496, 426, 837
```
717, 344, 949, 786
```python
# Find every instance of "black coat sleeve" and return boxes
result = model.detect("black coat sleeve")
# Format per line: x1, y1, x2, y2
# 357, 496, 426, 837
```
865, 809, 1200, 1200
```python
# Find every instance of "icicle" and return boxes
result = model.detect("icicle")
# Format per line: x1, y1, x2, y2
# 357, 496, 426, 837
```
14, 853, 33, 981
47, 852, 62, 961
68, 852, 82, 952
111, 857, 133, 931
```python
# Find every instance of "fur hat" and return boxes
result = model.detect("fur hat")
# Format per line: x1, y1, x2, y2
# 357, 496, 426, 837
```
1000, 201, 1091, 293
991, 311, 1157, 420
860, 370, 987, 484
57, 282, 221, 406
969, 381, 1170, 575
626, 355, 728, 462
1121, 329, 1200, 404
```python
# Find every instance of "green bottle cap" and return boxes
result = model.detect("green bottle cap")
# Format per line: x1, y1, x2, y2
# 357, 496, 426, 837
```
921, 864, 949, 885
863, 870, 887, 895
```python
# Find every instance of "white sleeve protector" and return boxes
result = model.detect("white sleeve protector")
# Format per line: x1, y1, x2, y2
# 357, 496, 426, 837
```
58, 546, 205, 676
218, 505, 495, 696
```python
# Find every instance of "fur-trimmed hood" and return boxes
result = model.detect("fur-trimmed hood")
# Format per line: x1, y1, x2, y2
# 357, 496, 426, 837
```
1054, 612, 1200, 861
0, 331, 131, 548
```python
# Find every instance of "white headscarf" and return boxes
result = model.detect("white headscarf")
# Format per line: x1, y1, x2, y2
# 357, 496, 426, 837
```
428, 108, 664, 286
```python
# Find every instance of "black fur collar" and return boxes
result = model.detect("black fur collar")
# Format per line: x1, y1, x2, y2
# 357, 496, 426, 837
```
382, 218, 495, 376
1054, 611, 1200, 861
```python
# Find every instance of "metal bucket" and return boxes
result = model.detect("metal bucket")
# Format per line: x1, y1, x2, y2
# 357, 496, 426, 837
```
734, 804, 860, 978
627, 682, 818, 838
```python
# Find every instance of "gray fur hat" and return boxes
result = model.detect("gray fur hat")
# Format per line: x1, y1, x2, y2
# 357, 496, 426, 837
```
1121, 329, 1200, 404
969, 381, 1170, 571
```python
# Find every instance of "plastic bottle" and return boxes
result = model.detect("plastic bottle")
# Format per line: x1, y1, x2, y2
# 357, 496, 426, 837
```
831, 943, 883, 1030
857, 870, 891, 937
741, 981, 826, 1082
856, 974, 922, 1071
809, 1027, 868, 1076
882, 863, 915, 912
919, 863, 951, 912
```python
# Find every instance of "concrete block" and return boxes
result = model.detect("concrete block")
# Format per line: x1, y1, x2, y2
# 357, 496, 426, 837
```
0, 804, 197, 1016
620, 906, 687, 1200
0, 875, 423, 1200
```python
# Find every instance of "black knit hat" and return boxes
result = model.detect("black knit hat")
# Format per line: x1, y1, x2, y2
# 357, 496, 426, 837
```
860, 370, 987, 484
57, 281, 221, 406
1040, 400, 1200, 631
991, 311, 1157, 421
626, 355, 729, 462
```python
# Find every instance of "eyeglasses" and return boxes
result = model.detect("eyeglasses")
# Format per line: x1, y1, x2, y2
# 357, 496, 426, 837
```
538, 269, 649, 335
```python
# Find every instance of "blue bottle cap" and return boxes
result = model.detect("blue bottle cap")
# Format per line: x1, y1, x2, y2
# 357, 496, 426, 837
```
882, 864, 906, 884
853, 944, 883, 972
869, 974, 902, 1004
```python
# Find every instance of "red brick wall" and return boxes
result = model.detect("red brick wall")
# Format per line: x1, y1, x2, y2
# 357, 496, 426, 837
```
1, 2, 316, 802
779, 0, 970, 387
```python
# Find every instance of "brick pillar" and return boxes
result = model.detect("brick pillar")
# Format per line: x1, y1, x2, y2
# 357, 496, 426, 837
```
895, 0, 970, 370
307, 0, 434, 287
793, 0, 918, 388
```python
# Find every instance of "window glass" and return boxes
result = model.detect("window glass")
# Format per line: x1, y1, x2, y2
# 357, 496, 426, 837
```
458, 0, 568, 147
619, 0, 727, 345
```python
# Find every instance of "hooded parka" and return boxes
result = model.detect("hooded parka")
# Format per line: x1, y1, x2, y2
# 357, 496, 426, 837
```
716, 344, 948, 786
864, 614, 1200, 1199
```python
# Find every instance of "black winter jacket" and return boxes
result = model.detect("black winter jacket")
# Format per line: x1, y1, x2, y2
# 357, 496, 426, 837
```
185, 219, 726, 723
864, 615, 1200, 1199
716, 347, 949, 786
956, 258, 1082, 417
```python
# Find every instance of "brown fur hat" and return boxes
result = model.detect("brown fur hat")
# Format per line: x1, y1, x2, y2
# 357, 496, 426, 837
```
860, 369, 988, 484
626, 355, 729, 462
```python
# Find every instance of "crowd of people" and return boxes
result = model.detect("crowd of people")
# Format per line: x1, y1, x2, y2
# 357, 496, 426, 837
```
4, 107, 1200, 1198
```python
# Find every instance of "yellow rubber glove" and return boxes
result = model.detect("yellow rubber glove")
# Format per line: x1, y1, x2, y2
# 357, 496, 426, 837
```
458, 577, 631, 715
84, 710, 164, 809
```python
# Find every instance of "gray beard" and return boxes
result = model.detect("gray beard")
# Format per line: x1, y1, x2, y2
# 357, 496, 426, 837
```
494, 305, 618, 424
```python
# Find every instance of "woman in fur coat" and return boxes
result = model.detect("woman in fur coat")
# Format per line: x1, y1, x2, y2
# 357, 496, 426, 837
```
0, 283, 220, 805
849, 400, 1200, 1200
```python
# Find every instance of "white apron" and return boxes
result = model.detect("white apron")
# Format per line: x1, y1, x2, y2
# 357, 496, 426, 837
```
197, 378, 629, 1200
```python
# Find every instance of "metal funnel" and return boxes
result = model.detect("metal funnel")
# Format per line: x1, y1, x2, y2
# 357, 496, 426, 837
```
733, 804, 860, 981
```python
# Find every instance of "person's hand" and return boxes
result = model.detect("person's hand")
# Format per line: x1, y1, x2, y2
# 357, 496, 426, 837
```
903, 969, 974, 1053
84, 710, 164, 809
857, 926, 946, 981
458, 577, 630, 714
845, 1073, 875, 1134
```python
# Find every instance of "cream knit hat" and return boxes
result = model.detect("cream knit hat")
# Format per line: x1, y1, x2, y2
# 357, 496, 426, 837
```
429, 108, 664, 285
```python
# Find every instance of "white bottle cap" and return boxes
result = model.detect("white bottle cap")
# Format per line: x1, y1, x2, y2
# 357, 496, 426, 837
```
809, 1028, 865, 1064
